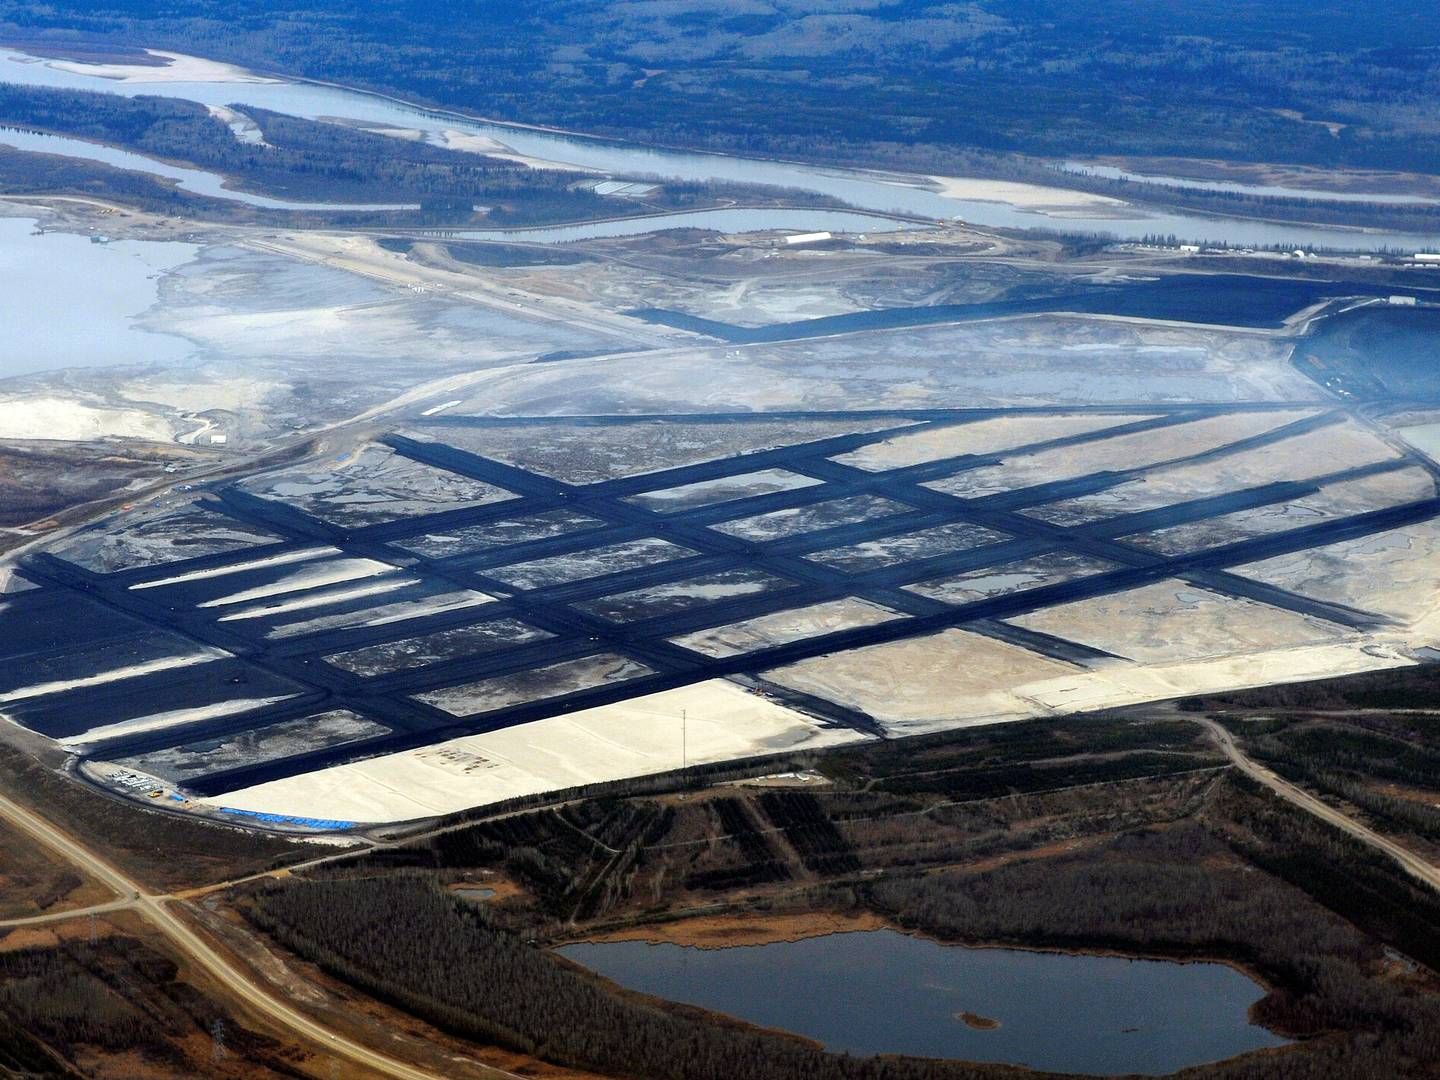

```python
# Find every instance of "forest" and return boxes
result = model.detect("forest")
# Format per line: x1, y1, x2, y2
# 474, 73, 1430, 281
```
1183, 662, 1440, 857
0, 82, 616, 222
0, 83, 821, 223
1186, 659, 1440, 712
229, 708, 1440, 1079
0, 699, 1435, 1076
2, 0, 1439, 177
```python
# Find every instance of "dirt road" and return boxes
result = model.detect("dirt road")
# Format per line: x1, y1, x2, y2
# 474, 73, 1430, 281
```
1197, 717, 1440, 892
0, 789, 516, 1080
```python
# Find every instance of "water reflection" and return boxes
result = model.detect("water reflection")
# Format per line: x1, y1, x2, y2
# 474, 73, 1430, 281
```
0, 216, 195, 377
560, 929, 1288, 1075
3, 49, 1439, 250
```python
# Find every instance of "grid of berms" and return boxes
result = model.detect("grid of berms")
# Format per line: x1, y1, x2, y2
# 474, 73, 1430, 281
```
3, 406, 1435, 801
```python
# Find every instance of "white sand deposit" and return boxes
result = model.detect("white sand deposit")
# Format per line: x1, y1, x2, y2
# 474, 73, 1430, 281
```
201, 679, 868, 822
46, 49, 280, 84
216, 577, 416, 622
131, 547, 337, 591
834, 413, 1160, 472
195, 557, 397, 608
0, 398, 173, 441
266, 589, 496, 639
0, 649, 227, 705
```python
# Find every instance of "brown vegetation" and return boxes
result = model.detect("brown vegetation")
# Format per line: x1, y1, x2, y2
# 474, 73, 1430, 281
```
0, 815, 108, 919
0, 740, 314, 891
206, 710, 1435, 1079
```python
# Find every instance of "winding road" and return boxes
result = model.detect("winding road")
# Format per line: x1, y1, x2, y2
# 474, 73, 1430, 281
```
0, 789, 516, 1080
1196, 716, 1440, 892
2, 712, 1435, 1078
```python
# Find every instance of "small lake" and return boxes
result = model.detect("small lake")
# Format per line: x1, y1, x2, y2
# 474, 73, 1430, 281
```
0, 216, 196, 378
559, 929, 1288, 1076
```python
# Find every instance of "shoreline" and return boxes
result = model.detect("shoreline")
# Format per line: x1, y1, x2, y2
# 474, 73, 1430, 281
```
558, 905, 1305, 1053
561, 905, 1295, 1030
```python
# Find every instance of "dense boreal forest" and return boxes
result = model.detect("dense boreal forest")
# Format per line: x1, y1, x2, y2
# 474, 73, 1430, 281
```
2, 0, 1439, 175
0, 82, 618, 221
244, 775, 1440, 1079
0, 82, 818, 222
1185, 665, 1440, 850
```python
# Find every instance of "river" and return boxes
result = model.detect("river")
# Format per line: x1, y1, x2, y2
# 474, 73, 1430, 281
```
1060, 162, 1440, 206
3, 48, 1440, 251
0, 124, 418, 211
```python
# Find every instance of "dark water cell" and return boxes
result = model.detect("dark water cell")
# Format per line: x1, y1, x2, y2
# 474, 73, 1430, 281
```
576, 568, 793, 623
629, 275, 1440, 342
559, 930, 1288, 1076
1299, 306, 1440, 401
7, 658, 304, 742
388, 510, 607, 559
0, 592, 151, 660
0, 630, 203, 696
116, 710, 394, 783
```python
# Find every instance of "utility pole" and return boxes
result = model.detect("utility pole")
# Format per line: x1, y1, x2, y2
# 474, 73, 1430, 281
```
679, 707, 688, 799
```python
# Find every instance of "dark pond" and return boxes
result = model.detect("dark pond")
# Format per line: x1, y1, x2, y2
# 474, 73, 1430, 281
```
629, 275, 1440, 343
559, 929, 1288, 1076
1299, 305, 1440, 401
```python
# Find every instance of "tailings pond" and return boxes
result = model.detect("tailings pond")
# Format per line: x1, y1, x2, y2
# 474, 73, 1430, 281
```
0, 216, 196, 378
559, 929, 1288, 1076
630, 274, 1440, 342
1298, 305, 1440, 401
4, 48, 1440, 251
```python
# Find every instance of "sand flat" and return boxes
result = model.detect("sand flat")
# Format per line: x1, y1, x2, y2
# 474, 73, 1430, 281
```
1027, 418, 1401, 524
928, 175, 1129, 212
1125, 466, 1437, 555
762, 628, 1081, 734
672, 598, 905, 658
416, 652, 653, 717
1010, 580, 1346, 663
927, 410, 1319, 500
625, 469, 823, 512
1232, 521, 1440, 626
834, 413, 1159, 472
202, 680, 867, 822
1012, 642, 1411, 713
